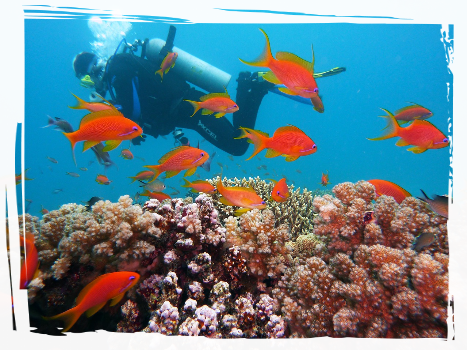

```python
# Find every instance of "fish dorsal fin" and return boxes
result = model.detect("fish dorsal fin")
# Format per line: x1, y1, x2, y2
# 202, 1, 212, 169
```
158, 146, 190, 164
79, 108, 124, 128
395, 104, 422, 114
274, 125, 302, 135
276, 51, 313, 73
76, 274, 108, 305
200, 92, 230, 101
267, 178, 278, 185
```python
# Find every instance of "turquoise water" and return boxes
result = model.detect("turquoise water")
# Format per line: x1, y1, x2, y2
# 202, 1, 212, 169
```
23, 20, 452, 215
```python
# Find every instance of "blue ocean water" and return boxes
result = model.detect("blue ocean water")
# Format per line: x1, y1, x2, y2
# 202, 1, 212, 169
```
22, 19, 452, 215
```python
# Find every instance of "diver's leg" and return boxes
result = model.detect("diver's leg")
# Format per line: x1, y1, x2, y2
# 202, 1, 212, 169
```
233, 71, 273, 131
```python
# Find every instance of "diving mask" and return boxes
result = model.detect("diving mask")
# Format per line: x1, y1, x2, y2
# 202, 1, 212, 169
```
80, 75, 95, 88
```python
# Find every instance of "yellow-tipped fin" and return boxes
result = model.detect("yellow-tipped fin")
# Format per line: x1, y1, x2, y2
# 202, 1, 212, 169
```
239, 28, 273, 67
69, 93, 87, 110
102, 140, 122, 152
234, 208, 251, 216
184, 100, 201, 117
85, 301, 107, 318
367, 108, 400, 141
275, 51, 314, 73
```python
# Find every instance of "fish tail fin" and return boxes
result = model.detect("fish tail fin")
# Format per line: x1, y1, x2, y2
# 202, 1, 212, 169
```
367, 108, 399, 141
0, 226, 22, 252
184, 100, 201, 117
43, 306, 82, 333
144, 165, 162, 182
19, 168, 32, 180
235, 127, 267, 161
41, 115, 55, 128
128, 176, 137, 184
180, 178, 192, 188
155, 69, 163, 81
63, 132, 78, 166
417, 189, 430, 202
68, 93, 87, 110
239, 28, 273, 67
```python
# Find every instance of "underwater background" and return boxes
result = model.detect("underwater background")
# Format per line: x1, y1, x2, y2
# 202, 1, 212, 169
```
22, 19, 452, 214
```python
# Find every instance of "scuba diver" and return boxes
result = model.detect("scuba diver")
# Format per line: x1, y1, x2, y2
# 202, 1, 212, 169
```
72, 26, 346, 156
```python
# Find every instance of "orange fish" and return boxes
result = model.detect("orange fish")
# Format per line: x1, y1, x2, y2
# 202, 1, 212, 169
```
236, 125, 317, 161
382, 103, 433, 125
140, 190, 172, 201
120, 149, 134, 160
269, 178, 290, 203
367, 179, 411, 204
239, 28, 323, 113
96, 174, 112, 185
0, 169, 32, 191
155, 52, 178, 81
63, 107, 143, 165
128, 170, 155, 183
20, 232, 39, 289
68, 93, 113, 112
418, 190, 448, 219
181, 178, 217, 194
144, 146, 209, 181
0, 292, 23, 318
216, 175, 266, 216
44, 271, 140, 332
321, 171, 330, 186
184, 90, 239, 118
368, 109, 449, 154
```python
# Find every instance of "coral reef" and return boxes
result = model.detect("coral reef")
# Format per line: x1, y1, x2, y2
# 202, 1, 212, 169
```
22, 179, 448, 338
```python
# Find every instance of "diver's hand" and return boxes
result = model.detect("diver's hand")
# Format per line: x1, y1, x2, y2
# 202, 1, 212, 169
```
131, 134, 147, 146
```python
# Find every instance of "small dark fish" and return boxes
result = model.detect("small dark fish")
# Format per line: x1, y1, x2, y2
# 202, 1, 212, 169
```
169, 191, 180, 196
418, 190, 448, 219
66, 172, 80, 177
91, 142, 117, 170
135, 156, 146, 162
139, 179, 166, 192
296, 169, 302, 173
134, 192, 140, 202
261, 165, 267, 170
42, 115, 74, 133
242, 169, 247, 174
47, 165, 53, 172
412, 232, 435, 252
217, 161, 223, 168
196, 173, 200, 178
257, 166, 262, 170
257, 156, 262, 161
200, 151, 216, 172
79, 167, 88, 171
25, 199, 33, 213
264, 172, 270, 175
228, 155, 234, 161
83, 196, 103, 211
88, 160, 95, 166
46, 156, 58, 164
52, 189, 63, 194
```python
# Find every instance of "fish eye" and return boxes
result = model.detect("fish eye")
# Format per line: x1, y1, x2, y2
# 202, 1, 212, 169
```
276, 191, 280, 195
132, 126, 138, 131
312, 144, 317, 149
443, 138, 448, 143
201, 152, 205, 156
313, 88, 318, 93
129, 276, 135, 280
261, 201, 265, 204
234, 104, 238, 108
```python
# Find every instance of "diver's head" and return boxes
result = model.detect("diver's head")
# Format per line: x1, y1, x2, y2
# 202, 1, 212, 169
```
73, 52, 98, 78
73, 52, 104, 87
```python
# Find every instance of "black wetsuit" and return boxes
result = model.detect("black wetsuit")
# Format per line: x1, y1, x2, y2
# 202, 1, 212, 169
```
98, 53, 270, 156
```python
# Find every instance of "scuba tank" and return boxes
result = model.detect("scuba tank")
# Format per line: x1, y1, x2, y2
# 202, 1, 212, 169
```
146, 38, 231, 93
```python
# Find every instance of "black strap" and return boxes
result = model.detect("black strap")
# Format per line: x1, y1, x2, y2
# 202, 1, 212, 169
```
159, 25, 176, 59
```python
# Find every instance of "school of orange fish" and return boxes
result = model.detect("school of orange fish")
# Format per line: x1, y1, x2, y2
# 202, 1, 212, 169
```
16, 28, 449, 332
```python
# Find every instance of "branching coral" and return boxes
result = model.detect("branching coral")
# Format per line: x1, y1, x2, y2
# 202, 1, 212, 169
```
207, 176, 314, 238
